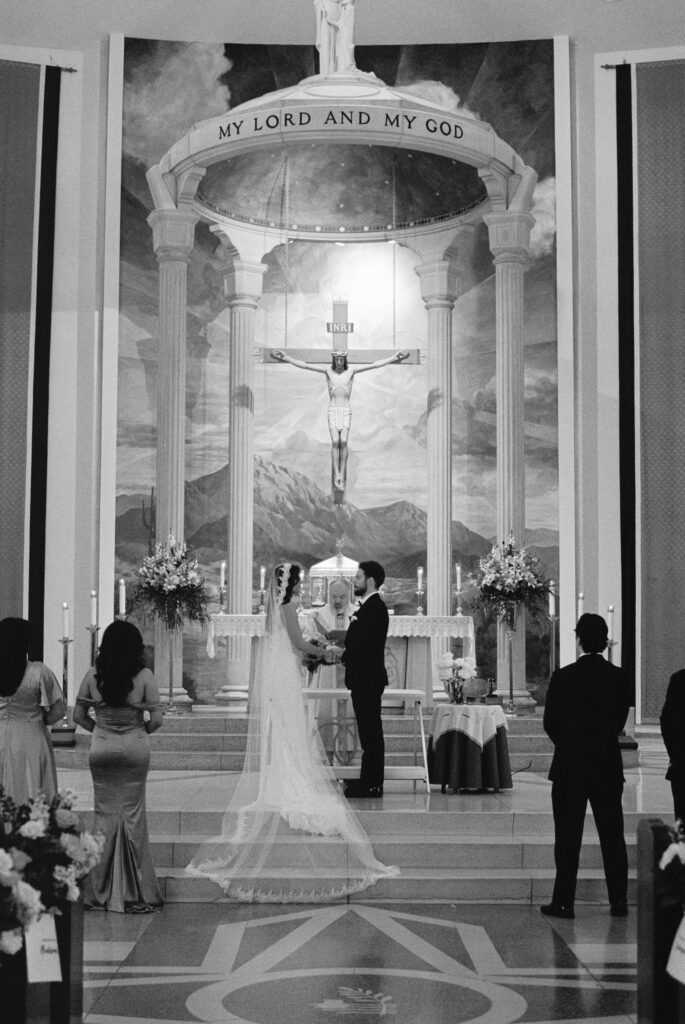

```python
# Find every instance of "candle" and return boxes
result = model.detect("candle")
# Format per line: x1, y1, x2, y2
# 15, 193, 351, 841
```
61, 602, 69, 638
90, 590, 97, 627
119, 579, 126, 616
607, 604, 614, 641
299, 569, 305, 585
417, 566, 424, 591
259, 565, 266, 591
455, 563, 462, 592
219, 560, 226, 591
577, 592, 584, 620
548, 582, 555, 619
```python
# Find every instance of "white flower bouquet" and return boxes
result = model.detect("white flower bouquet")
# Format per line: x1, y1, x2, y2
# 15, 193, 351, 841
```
133, 534, 209, 632
474, 534, 551, 631
0, 787, 104, 956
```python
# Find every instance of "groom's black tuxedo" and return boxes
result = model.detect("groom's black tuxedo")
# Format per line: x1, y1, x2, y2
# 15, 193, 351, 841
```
343, 592, 389, 789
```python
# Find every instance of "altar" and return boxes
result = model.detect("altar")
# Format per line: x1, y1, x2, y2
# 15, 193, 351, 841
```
206, 611, 475, 707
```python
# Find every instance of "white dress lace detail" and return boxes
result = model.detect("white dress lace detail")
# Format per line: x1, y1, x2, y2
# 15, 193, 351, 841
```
187, 576, 398, 902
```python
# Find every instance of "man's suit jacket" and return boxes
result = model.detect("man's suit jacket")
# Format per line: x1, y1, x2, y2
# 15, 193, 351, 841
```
543, 654, 631, 785
342, 592, 389, 693
661, 669, 685, 782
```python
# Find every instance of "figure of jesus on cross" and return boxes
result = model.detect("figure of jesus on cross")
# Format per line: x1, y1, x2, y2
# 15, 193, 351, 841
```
269, 297, 416, 501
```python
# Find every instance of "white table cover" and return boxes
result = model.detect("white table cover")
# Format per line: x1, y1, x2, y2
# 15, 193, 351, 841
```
430, 704, 507, 750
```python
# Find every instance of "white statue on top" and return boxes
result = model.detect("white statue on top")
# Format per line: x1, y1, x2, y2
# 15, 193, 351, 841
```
315, 0, 357, 76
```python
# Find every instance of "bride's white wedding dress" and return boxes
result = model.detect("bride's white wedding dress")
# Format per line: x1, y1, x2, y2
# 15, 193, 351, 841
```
187, 578, 399, 902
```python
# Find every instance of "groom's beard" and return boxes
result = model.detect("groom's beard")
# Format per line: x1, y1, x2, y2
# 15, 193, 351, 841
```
353, 584, 366, 597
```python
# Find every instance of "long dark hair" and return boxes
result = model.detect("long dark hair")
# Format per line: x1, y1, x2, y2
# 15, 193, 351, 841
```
95, 620, 145, 707
275, 563, 301, 605
0, 618, 32, 697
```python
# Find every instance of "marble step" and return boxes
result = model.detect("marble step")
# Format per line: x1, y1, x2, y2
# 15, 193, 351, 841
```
132, 806, 654, 838
158, 865, 638, 904
150, 832, 638, 871
54, 747, 552, 772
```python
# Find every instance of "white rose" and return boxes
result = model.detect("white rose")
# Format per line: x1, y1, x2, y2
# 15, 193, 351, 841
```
0, 929, 24, 955
19, 820, 46, 839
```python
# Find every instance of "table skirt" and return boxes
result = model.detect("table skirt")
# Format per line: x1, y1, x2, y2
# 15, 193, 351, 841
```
428, 726, 513, 792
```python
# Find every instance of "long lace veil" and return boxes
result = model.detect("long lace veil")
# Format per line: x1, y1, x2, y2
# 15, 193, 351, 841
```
187, 566, 398, 902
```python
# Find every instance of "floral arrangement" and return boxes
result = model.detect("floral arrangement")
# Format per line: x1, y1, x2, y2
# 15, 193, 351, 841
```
438, 655, 477, 703
473, 534, 552, 631
133, 534, 209, 632
0, 787, 103, 956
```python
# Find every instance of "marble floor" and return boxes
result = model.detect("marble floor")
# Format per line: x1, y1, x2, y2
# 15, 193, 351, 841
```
59, 731, 672, 1023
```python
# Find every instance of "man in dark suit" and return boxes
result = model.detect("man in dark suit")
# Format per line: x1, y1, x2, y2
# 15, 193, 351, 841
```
541, 613, 631, 919
342, 560, 389, 798
660, 671, 685, 822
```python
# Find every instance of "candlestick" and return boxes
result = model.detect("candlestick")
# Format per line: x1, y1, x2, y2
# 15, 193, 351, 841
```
455, 563, 462, 592
607, 604, 614, 641
61, 602, 69, 639
548, 581, 555, 619
51, 632, 76, 746
417, 566, 424, 591
119, 579, 126, 616
90, 590, 98, 628
219, 560, 226, 591
576, 592, 584, 621
259, 564, 266, 591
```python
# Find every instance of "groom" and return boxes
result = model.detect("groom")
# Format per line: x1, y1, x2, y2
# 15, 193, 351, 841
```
342, 560, 389, 798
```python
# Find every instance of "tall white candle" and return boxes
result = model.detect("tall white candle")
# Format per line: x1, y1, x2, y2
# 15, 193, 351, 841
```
548, 582, 555, 618
90, 590, 97, 627
577, 592, 584, 620
259, 564, 266, 591
119, 579, 126, 616
219, 560, 226, 590
417, 566, 424, 591
455, 563, 462, 592
299, 568, 305, 585
61, 602, 69, 638
607, 604, 614, 641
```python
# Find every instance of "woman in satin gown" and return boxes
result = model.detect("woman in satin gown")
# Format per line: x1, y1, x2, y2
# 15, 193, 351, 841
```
74, 620, 163, 913
187, 562, 399, 902
0, 617, 65, 805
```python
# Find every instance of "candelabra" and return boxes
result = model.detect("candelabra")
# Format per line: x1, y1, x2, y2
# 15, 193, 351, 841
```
415, 586, 425, 616
87, 624, 99, 668
607, 638, 617, 664
456, 585, 463, 616
258, 588, 265, 614
51, 633, 76, 747
548, 614, 558, 677
218, 585, 226, 612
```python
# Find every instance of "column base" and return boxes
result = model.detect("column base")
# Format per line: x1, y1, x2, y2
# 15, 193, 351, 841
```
164, 689, 193, 714
490, 688, 537, 713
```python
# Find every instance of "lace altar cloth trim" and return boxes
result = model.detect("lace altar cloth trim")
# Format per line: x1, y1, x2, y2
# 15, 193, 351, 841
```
206, 612, 473, 656
388, 615, 474, 638
430, 703, 507, 749
206, 613, 266, 657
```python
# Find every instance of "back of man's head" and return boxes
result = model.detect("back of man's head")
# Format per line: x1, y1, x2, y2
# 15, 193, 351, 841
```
358, 560, 385, 589
575, 612, 608, 654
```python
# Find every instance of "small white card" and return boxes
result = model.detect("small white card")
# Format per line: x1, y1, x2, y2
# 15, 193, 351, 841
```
25, 914, 62, 983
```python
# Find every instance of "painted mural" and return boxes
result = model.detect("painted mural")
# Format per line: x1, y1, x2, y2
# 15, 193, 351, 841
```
116, 38, 558, 702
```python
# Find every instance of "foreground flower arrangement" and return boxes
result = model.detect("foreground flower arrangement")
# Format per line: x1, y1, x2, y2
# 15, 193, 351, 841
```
0, 787, 104, 956
474, 535, 552, 631
134, 534, 209, 632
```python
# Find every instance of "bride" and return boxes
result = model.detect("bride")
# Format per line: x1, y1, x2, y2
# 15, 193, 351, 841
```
187, 562, 399, 902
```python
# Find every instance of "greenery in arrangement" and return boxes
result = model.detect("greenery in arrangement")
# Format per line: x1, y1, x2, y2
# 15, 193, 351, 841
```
474, 535, 552, 631
0, 787, 103, 956
133, 534, 209, 632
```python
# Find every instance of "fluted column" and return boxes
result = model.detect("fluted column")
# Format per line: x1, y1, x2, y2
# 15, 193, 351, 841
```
217, 256, 267, 708
148, 208, 197, 710
415, 262, 458, 619
484, 210, 534, 704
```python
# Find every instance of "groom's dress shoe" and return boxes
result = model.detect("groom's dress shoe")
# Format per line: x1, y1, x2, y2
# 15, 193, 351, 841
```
540, 902, 575, 919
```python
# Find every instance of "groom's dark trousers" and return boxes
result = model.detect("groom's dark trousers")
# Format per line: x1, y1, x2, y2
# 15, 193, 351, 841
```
343, 592, 389, 790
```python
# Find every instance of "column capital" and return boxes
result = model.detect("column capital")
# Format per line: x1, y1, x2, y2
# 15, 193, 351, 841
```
147, 208, 197, 262
484, 210, 535, 260
224, 261, 268, 307
414, 261, 458, 309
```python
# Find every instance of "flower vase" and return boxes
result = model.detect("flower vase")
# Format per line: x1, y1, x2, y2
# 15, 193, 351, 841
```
505, 628, 517, 716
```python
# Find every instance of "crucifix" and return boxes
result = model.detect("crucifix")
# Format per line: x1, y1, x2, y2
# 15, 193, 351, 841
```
266, 296, 418, 503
